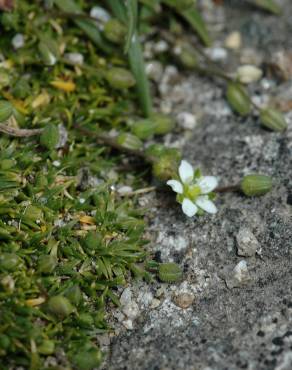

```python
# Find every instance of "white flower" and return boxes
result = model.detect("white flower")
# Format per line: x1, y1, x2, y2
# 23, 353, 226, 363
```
167, 160, 218, 217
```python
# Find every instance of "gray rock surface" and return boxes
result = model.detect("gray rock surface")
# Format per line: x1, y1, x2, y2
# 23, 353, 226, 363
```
103, 1, 292, 369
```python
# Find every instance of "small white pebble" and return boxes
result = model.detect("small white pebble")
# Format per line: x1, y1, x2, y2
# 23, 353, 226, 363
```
236, 65, 263, 84
90, 6, 110, 29
79, 198, 86, 204
64, 52, 84, 65
154, 40, 168, 53
225, 31, 242, 50
12, 34, 24, 49
117, 186, 133, 195
145, 61, 163, 82
52, 160, 61, 167
206, 47, 227, 61
176, 112, 197, 130
122, 319, 134, 330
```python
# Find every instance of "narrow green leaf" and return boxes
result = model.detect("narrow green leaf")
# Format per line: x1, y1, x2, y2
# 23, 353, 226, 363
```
54, 0, 112, 53
125, 0, 138, 53
162, 0, 211, 46
250, 0, 281, 14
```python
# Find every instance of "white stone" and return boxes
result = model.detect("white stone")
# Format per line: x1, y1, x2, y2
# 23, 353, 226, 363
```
233, 260, 250, 283
236, 65, 263, 84
64, 52, 84, 65
225, 31, 242, 50
117, 186, 133, 195
236, 227, 260, 257
90, 6, 110, 29
12, 34, 24, 49
205, 47, 227, 61
176, 112, 197, 130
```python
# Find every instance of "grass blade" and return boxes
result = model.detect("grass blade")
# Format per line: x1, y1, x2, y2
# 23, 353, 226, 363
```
125, 0, 138, 53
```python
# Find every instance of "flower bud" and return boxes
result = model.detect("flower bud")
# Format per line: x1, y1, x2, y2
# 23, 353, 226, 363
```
37, 255, 57, 274
226, 82, 251, 116
240, 174, 272, 197
105, 68, 136, 89
174, 43, 197, 69
158, 263, 183, 283
38, 340, 55, 355
131, 119, 157, 139
152, 154, 180, 181
77, 313, 94, 328
0, 253, 21, 271
260, 108, 287, 132
236, 65, 262, 84
47, 295, 74, 319
40, 123, 60, 150
145, 144, 166, 158
117, 133, 143, 150
0, 70, 10, 89
72, 349, 102, 370
65, 285, 82, 306
152, 113, 175, 135
103, 19, 126, 44
38, 37, 59, 66
25, 205, 44, 222
0, 100, 13, 122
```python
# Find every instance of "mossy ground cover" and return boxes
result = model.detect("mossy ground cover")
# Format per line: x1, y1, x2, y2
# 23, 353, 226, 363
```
0, 0, 284, 368
0, 1, 153, 368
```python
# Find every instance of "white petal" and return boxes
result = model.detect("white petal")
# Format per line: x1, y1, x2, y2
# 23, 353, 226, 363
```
179, 160, 194, 184
166, 180, 183, 194
196, 196, 217, 214
197, 176, 218, 194
182, 198, 198, 217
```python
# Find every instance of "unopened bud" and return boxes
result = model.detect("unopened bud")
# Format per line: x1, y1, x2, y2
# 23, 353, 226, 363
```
38, 340, 55, 355
226, 82, 251, 116
158, 263, 183, 283
0, 100, 13, 122
152, 153, 180, 181
103, 19, 126, 44
260, 108, 287, 132
240, 174, 272, 197
37, 255, 57, 274
131, 119, 157, 139
117, 133, 143, 150
65, 285, 82, 306
40, 124, 60, 150
152, 113, 175, 135
105, 68, 136, 89
0, 253, 21, 271
47, 295, 74, 319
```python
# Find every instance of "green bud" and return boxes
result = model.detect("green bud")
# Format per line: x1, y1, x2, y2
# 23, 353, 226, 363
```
226, 82, 251, 116
260, 108, 287, 132
145, 144, 167, 158
40, 123, 59, 150
240, 174, 272, 197
12, 79, 31, 99
117, 133, 143, 150
37, 255, 57, 274
78, 313, 94, 328
38, 340, 55, 355
72, 349, 102, 370
103, 19, 126, 44
25, 205, 44, 222
0, 253, 21, 271
152, 152, 181, 181
47, 295, 74, 319
38, 37, 59, 66
151, 114, 175, 135
105, 68, 136, 89
175, 44, 197, 69
158, 263, 183, 283
0, 70, 10, 89
83, 232, 102, 251
131, 119, 157, 139
65, 285, 82, 306
0, 100, 13, 122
